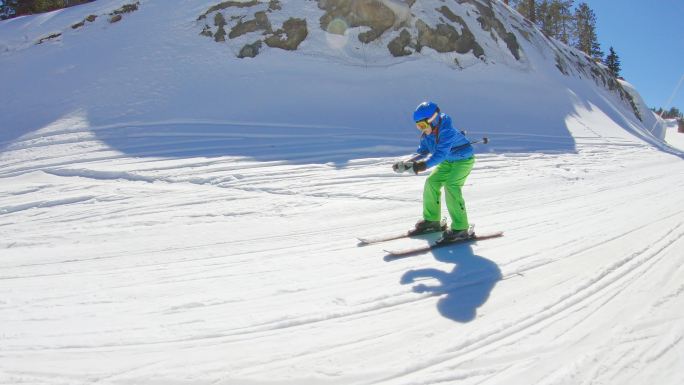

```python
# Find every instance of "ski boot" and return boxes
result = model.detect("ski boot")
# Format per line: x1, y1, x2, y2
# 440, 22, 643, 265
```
439, 225, 475, 243
408, 218, 447, 236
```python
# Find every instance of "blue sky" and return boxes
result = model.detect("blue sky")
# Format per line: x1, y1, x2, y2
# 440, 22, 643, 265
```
585, 1, 684, 112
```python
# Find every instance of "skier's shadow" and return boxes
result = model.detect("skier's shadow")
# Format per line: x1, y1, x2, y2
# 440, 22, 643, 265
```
400, 245, 501, 323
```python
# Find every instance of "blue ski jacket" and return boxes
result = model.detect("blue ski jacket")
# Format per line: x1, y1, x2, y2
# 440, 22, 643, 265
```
416, 113, 473, 168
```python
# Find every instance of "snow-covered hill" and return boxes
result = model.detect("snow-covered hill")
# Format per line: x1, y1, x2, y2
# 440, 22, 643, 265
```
1, 1, 683, 384
665, 119, 684, 150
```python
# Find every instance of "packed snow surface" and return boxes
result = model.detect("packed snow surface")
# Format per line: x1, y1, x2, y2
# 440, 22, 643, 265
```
665, 120, 684, 151
1, 1, 683, 384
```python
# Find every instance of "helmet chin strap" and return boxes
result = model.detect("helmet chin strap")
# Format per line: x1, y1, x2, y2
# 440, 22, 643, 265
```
428, 109, 441, 128
429, 110, 441, 143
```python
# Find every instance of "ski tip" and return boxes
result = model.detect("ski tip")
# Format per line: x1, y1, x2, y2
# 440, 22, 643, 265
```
473, 231, 504, 240
383, 249, 426, 259
357, 239, 371, 246
383, 251, 410, 261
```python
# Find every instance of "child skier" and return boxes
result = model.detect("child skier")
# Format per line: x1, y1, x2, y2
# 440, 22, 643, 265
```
393, 101, 475, 242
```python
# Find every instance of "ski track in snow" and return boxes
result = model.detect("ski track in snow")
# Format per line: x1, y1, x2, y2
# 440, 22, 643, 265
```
1, 116, 683, 385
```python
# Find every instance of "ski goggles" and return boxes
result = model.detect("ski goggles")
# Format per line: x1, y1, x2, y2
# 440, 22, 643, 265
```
415, 111, 439, 131
415, 119, 432, 131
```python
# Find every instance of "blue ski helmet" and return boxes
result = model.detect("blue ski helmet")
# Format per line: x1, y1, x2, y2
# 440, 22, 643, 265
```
413, 101, 440, 126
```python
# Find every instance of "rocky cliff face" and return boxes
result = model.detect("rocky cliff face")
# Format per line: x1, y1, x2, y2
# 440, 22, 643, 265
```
197, 0, 519, 63
196, 0, 639, 120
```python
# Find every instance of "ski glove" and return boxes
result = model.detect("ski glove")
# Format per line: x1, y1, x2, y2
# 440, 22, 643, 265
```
393, 161, 427, 174
393, 161, 412, 173
411, 161, 427, 174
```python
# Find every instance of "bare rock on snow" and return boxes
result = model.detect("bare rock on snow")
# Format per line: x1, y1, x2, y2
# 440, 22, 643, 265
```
318, 0, 396, 44
200, 1, 305, 56
264, 18, 308, 51
213, 13, 227, 42
415, 19, 484, 58
110, 2, 139, 16
71, 15, 98, 29
229, 11, 272, 39
198, 0, 498, 61
36, 33, 62, 44
239, 40, 263, 58
455, 0, 520, 60
198, 0, 260, 21
108, 2, 139, 23
387, 29, 413, 57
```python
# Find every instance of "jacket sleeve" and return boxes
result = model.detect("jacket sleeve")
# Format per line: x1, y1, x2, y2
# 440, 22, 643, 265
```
416, 136, 430, 156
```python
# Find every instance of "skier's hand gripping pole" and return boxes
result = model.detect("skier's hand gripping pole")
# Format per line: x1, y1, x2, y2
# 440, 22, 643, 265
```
392, 160, 426, 174
392, 160, 413, 173
393, 151, 425, 174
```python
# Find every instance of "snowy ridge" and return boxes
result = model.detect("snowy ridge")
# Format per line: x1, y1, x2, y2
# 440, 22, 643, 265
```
1, 1, 684, 384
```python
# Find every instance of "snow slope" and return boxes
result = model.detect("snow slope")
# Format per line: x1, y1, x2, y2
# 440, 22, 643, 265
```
664, 120, 684, 151
1, 1, 684, 384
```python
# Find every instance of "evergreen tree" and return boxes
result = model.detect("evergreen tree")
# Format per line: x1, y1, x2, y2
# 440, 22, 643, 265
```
574, 2, 603, 59
511, 0, 537, 23
537, 0, 553, 36
1, 0, 91, 19
536, 0, 574, 43
604, 47, 621, 78
528, 0, 537, 23
512, 0, 574, 44
0, 0, 19, 18
653, 107, 683, 119
0, 2, 10, 19
555, 0, 575, 44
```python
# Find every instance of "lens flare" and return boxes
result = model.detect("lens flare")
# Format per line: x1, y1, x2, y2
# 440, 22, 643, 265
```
325, 18, 349, 50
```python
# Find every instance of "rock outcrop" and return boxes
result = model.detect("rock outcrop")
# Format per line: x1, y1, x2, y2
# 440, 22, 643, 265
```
318, 0, 397, 44
264, 18, 308, 51
199, 1, 306, 55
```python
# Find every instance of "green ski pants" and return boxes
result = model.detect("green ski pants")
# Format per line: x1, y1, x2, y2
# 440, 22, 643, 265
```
423, 157, 475, 230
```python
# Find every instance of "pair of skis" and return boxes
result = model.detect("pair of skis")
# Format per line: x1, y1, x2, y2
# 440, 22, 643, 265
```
358, 228, 503, 257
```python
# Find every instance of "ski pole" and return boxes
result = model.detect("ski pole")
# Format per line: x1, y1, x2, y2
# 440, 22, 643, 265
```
450, 137, 489, 152
404, 137, 491, 164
